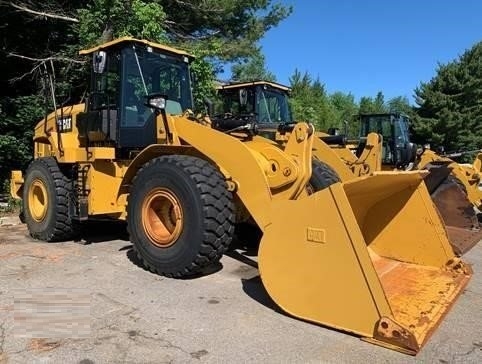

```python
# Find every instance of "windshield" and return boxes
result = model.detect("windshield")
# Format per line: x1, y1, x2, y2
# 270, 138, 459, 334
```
219, 88, 256, 116
122, 46, 192, 125
256, 87, 292, 123
359, 115, 392, 140
394, 115, 410, 145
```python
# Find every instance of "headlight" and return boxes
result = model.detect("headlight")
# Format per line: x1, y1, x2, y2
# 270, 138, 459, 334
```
148, 96, 166, 110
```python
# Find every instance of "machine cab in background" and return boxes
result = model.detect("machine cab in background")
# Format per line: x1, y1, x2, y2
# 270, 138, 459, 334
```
358, 113, 416, 168
214, 81, 293, 135
77, 37, 193, 153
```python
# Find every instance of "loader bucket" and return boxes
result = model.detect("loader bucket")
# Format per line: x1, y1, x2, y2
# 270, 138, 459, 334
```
423, 163, 482, 255
431, 178, 482, 255
258, 171, 471, 355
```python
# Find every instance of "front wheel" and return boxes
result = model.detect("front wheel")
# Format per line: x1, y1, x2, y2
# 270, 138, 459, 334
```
23, 157, 78, 241
127, 155, 235, 278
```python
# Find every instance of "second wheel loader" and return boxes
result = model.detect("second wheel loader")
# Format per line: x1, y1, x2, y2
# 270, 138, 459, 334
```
347, 113, 482, 255
214, 81, 482, 255
10, 40, 472, 355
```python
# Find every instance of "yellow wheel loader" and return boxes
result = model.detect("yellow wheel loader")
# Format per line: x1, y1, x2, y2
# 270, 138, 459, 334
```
10, 39, 472, 355
415, 148, 482, 211
347, 113, 482, 255
214, 81, 482, 255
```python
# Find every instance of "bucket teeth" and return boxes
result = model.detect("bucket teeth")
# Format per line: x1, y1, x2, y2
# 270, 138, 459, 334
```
370, 317, 419, 355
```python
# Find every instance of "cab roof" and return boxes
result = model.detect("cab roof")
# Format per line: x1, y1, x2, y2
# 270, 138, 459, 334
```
217, 80, 291, 92
79, 37, 193, 59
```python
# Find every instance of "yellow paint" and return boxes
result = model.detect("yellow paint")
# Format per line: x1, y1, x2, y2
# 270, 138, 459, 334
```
258, 174, 471, 353
12, 41, 473, 354
79, 36, 193, 58
10, 171, 23, 199
245, 140, 298, 189
321, 132, 383, 177
217, 80, 290, 92
141, 187, 183, 247
344, 171, 453, 267
28, 179, 48, 222
474, 152, 482, 173
369, 251, 471, 351
417, 149, 482, 208
17, 97, 472, 354
86, 160, 127, 215
306, 227, 326, 243
311, 137, 355, 181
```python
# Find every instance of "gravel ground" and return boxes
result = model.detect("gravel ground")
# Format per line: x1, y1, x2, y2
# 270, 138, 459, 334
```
0, 217, 480, 364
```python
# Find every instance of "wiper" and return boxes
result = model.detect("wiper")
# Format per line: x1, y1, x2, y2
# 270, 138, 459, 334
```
133, 47, 148, 95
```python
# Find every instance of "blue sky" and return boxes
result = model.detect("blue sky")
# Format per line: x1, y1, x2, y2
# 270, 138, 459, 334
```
259, 0, 482, 103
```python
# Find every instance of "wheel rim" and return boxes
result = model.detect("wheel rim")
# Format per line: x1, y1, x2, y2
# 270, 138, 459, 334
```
28, 178, 48, 222
142, 188, 183, 247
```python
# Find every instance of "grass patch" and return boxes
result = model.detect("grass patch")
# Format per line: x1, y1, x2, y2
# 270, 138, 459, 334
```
0, 196, 22, 217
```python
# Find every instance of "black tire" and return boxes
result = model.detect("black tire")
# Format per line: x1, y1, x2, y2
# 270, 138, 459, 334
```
127, 155, 235, 278
309, 159, 341, 191
23, 157, 78, 241
19, 208, 25, 224
233, 221, 262, 250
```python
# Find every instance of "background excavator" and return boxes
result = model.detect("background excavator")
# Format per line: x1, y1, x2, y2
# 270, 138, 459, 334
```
214, 81, 482, 255
9, 40, 471, 355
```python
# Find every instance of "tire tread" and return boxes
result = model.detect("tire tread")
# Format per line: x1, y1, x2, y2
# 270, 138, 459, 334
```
127, 155, 235, 277
25, 157, 77, 242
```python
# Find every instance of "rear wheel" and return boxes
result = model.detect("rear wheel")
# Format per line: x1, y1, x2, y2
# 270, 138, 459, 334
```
127, 155, 235, 277
23, 157, 78, 241
309, 159, 341, 191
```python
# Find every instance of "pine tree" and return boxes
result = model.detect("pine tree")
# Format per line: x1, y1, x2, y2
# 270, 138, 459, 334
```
412, 41, 482, 153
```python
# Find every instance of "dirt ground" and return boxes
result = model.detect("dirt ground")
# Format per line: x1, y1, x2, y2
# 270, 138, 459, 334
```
0, 216, 481, 364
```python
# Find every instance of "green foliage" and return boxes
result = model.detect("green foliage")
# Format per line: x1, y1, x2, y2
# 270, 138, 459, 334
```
0, 180, 22, 216
77, 1, 291, 111
387, 96, 412, 114
169, 1, 291, 108
328, 92, 359, 136
413, 41, 482, 152
0, 0, 293, 190
168, 0, 292, 61
0, 96, 44, 182
358, 93, 413, 116
359, 91, 388, 114
78, 0, 168, 47
231, 50, 276, 82
190, 56, 217, 112
288, 69, 336, 131
4, 1, 480, 178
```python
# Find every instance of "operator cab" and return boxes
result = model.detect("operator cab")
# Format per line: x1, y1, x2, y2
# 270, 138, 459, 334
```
77, 37, 193, 154
358, 113, 416, 168
214, 81, 293, 137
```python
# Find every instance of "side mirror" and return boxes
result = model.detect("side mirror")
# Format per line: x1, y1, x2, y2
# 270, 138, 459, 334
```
145, 94, 167, 112
93, 51, 107, 74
